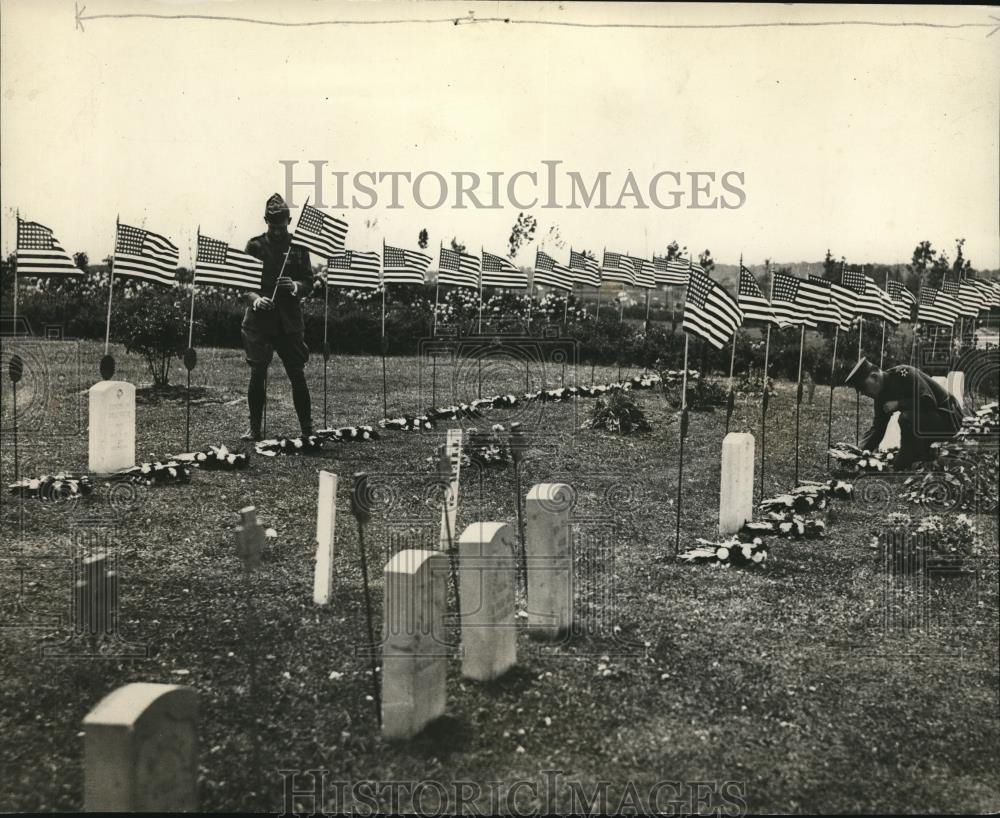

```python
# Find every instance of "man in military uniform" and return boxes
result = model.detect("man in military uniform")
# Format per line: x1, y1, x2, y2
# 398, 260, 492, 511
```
240, 193, 315, 441
845, 357, 963, 469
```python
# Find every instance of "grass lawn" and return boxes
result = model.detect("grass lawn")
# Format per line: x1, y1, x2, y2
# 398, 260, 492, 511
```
1, 339, 998, 813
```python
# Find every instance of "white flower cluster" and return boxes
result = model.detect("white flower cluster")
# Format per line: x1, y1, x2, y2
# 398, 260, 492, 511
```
679, 536, 768, 567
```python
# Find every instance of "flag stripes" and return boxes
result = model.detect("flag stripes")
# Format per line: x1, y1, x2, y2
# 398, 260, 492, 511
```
968, 278, 1000, 309
601, 250, 636, 285
482, 250, 528, 289
886, 280, 916, 319
682, 265, 744, 349
628, 256, 656, 288
15, 218, 81, 276
737, 265, 778, 325
800, 275, 841, 327
942, 278, 982, 317
842, 269, 896, 322
327, 250, 381, 289
194, 234, 263, 291
533, 250, 574, 291
114, 223, 178, 286
770, 272, 814, 327
917, 287, 961, 326
291, 204, 348, 259
826, 280, 858, 331
653, 255, 690, 286
383, 244, 431, 285
569, 249, 601, 287
437, 247, 480, 288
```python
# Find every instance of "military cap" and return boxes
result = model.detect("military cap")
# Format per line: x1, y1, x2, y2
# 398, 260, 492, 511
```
264, 193, 290, 222
844, 357, 876, 390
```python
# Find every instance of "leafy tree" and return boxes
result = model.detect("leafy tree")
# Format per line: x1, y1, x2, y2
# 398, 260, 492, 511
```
822, 249, 844, 281
73, 251, 89, 273
698, 249, 715, 274
450, 237, 466, 253
113, 287, 197, 386
508, 212, 537, 258
952, 238, 972, 278
418, 229, 429, 250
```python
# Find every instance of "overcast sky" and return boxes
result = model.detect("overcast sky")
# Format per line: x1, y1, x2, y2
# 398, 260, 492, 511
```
2, 1, 998, 268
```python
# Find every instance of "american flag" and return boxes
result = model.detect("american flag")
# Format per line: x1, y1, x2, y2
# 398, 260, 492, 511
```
291, 204, 348, 259
942, 278, 982, 318
194, 234, 262, 291
827, 279, 859, 331
886, 280, 916, 319
482, 250, 528, 289
653, 255, 690, 286
15, 218, 81, 276
737, 266, 778, 325
842, 269, 897, 322
805, 275, 847, 328
382, 244, 431, 285
114, 222, 178, 287
968, 278, 1000, 309
916, 287, 961, 326
601, 251, 636, 285
627, 256, 656, 289
681, 265, 744, 349
327, 250, 381, 289
569, 249, 601, 287
770, 272, 814, 327
533, 250, 574, 291
437, 247, 480, 288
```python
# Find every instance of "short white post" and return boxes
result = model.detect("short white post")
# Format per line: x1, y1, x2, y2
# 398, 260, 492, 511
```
313, 470, 337, 605
719, 432, 755, 535
524, 483, 574, 639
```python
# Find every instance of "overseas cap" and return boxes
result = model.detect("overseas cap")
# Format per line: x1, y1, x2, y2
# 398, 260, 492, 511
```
264, 193, 290, 222
844, 357, 876, 390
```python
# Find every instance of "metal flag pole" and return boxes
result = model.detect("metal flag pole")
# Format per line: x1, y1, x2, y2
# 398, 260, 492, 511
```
674, 333, 690, 556
526, 282, 535, 334
596, 247, 605, 322
856, 314, 863, 444
322, 257, 330, 427
268, 195, 308, 301
477, 246, 484, 335
104, 217, 118, 356
825, 325, 839, 470
185, 228, 199, 451
380, 247, 388, 421
879, 269, 889, 369
794, 324, 806, 486
350, 473, 382, 727
11, 210, 18, 332
759, 322, 772, 501
725, 253, 742, 434
910, 277, 924, 367
644, 288, 651, 330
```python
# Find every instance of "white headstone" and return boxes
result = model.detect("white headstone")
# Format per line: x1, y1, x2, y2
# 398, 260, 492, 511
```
439, 429, 462, 549
313, 471, 337, 605
946, 370, 966, 410
458, 522, 517, 681
524, 483, 574, 639
719, 432, 755, 535
382, 549, 448, 739
83, 682, 198, 812
88, 381, 136, 475
879, 412, 902, 450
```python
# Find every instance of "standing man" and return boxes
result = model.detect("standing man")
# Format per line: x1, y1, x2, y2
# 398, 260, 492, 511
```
845, 357, 963, 469
240, 193, 315, 441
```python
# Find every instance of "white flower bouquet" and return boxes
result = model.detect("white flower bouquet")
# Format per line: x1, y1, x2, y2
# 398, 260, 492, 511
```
678, 536, 768, 568
9, 473, 94, 500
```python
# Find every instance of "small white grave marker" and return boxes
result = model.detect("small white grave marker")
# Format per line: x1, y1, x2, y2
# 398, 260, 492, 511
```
719, 432, 755, 535
88, 381, 136, 475
381, 549, 449, 739
524, 483, 574, 639
439, 429, 463, 550
83, 682, 198, 812
458, 522, 517, 681
313, 471, 337, 604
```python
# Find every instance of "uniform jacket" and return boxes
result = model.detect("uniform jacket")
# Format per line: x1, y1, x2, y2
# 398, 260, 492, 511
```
241, 232, 314, 335
860, 365, 962, 450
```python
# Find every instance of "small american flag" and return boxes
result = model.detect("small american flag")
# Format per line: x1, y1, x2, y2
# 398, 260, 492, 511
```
195, 233, 263, 291
917, 287, 961, 326
291, 204, 348, 259
482, 250, 528, 289
804, 275, 846, 328
383, 244, 431, 285
437, 247, 480, 288
627, 256, 656, 289
15, 218, 81, 276
601, 250, 636, 286
327, 250, 381, 289
770, 272, 813, 327
653, 255, 689, 286
737, 266, 778, 325
114, 222, 178, 287
569, 249, 601, 287
681, 265, 743, 349
942, 278, 982, 317
533, 250, 574, 291
886, 280, 916, 319
842, 268, 897, 322
968, 278, 1000, 309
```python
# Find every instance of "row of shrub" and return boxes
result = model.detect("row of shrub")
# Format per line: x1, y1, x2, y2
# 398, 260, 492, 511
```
12, 273, 988, 391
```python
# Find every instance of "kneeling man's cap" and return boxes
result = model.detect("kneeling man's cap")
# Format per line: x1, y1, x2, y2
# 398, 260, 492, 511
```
265, 193, 290, 222
845, 357, 875, 390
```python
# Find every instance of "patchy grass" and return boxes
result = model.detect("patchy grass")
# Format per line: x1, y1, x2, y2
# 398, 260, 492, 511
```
0, 339, 997, 813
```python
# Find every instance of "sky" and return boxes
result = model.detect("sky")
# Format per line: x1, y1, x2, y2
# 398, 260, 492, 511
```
2, 1, 998, 269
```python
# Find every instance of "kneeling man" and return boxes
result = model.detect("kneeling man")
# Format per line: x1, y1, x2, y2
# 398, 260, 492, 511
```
845, 358, 963, 469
